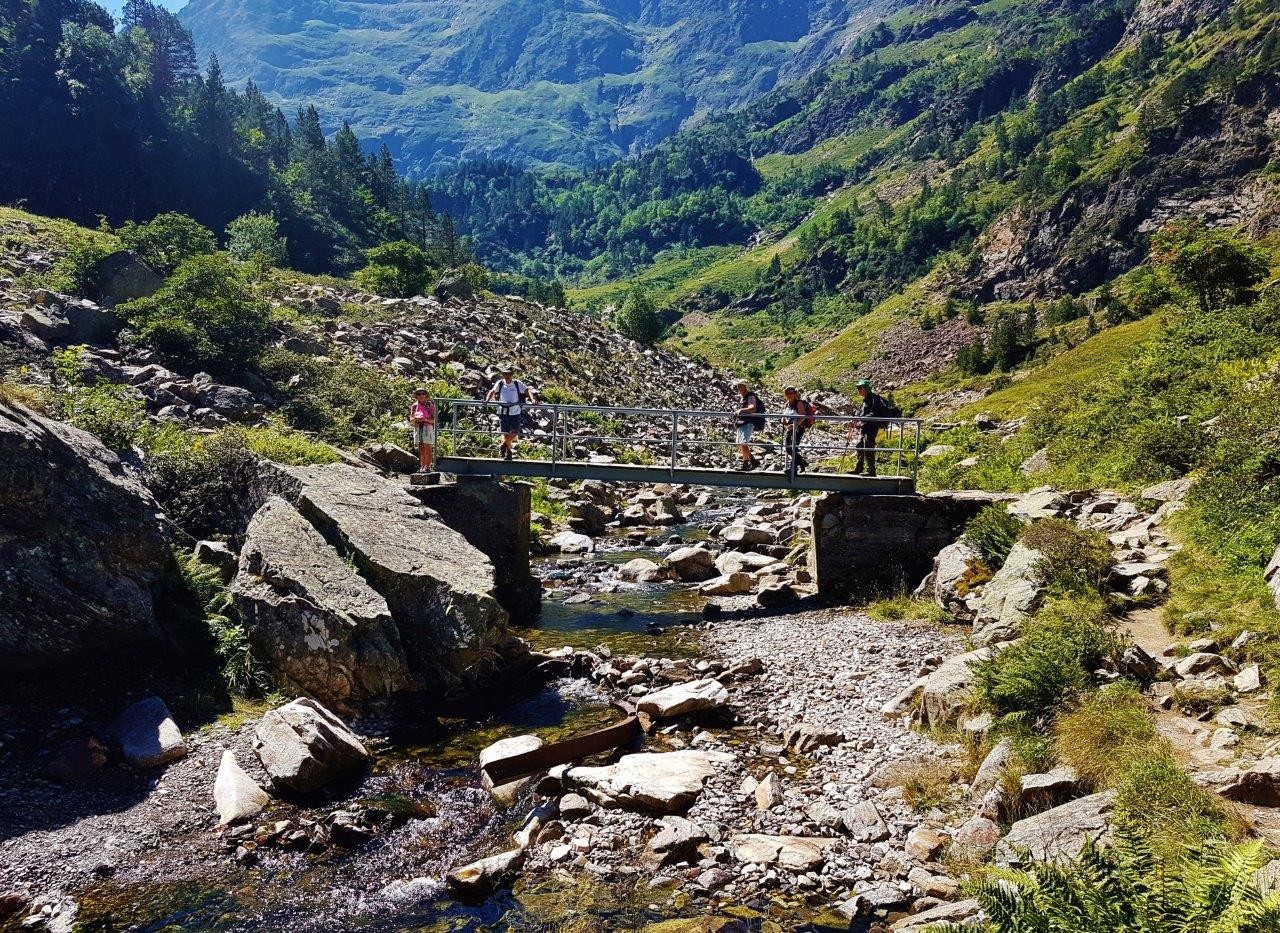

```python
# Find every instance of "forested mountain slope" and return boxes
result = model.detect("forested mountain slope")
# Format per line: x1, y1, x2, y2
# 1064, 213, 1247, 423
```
429, 0, 1280, 384
180, 0, 894, 172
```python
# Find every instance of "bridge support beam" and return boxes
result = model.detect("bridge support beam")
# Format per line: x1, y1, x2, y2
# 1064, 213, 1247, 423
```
407, 478, 542, 624
811, 491, 1008, 602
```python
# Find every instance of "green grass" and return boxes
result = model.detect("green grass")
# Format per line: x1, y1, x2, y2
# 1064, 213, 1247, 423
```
953, 314, 1164, 421
865, 594, 948, 624
0, 205, 122, 293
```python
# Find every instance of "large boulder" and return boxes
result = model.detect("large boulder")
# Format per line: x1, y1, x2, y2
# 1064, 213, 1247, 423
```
253, 698, 369, 793
919, 648, 992, 727
479, 734, 544, 807
18, 299, 118, 346
566, 750, 724, 814
231, 497, 420, 711
731, 834, 836, 872
997, 791, 1115, 865
110, 696, 187, 768
972, 543, 1045, 644
0, 402, 172, 670
637, 679, 729, 718
213, 750, 271, 824
90, 249, 162, 305
246, 465, 510, 703
665, 546, 718, 582
930, 537, 984, 622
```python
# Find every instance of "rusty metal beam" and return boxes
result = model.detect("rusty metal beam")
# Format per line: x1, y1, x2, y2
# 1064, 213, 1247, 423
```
481, 702, 641, 786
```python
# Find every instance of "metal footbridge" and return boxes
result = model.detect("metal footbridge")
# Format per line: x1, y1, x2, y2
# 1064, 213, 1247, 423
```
434, 399, 921, 494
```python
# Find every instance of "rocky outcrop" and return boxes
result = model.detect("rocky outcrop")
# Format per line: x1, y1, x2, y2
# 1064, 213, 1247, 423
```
919, 648, 992, 727
812, 491, 1003, 599
232, 497, 419, 710
252, 698, 369, 793
90, 250, 162, 305
231, 465, 511, 708
0, 401, 172, 670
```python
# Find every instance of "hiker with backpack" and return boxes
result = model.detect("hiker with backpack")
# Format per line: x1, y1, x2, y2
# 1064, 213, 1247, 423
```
486, 365, 536, 460
731, 379, 766, 471
782, 385, 816, 474
848, 377, 894, 477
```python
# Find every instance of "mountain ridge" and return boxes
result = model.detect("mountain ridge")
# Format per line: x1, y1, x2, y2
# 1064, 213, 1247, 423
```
179, 0, 895, 172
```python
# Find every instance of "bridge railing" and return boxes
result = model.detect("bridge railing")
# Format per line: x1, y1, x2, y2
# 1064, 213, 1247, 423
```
435, 398, 924, 482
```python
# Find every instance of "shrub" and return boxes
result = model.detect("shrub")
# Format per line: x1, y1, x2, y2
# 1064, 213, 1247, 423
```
1150, 219, 1269, 314
866, 594, 948, 624
936, 831, 1279, 933
1054, 682, 1157, 790
236, 425, 339, 466
51, 345, 148, 450
226, 211, 288, 268
614, 285, 664, 344
1020, 518, 1113, 596
118, 254, 272, 375
964, 504, 1023, 568
258, 348, 408, 446
146, 431, 263, 541
973, 595, 1120, 717
0, 381, 49, 413
352, 240, 434, 298
115, 212, 216, 275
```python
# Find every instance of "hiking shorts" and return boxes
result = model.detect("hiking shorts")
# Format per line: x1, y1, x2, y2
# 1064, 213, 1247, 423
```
734, 422, 755, 445
412, 423, 435, 447
499, 414, 523, 435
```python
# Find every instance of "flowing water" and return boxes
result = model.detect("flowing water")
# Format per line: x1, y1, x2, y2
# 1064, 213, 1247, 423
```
73, 513, 734, 932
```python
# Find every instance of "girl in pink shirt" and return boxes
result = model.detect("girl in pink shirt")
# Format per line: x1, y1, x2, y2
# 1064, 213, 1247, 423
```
409, 388, 437, 472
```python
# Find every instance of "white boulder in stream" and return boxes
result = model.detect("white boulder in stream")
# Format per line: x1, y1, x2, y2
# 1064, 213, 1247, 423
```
213, 750, 270, 824
253, 698, 369, 793
566, 750, 724, 814
447, 848, 526, 898
637, 679, 729, 718
479, 734, 544, 806
110, 696, 187, 768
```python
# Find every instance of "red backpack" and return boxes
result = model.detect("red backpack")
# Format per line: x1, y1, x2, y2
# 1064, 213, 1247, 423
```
797, 399, 817, 429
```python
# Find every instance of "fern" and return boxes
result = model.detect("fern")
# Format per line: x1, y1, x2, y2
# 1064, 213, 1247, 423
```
927, 828, 1280, 933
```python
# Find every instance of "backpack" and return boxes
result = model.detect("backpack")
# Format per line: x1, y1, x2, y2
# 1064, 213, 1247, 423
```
870, 393, 902, 420
795, 399, 817, 430
743, 392, 767, 428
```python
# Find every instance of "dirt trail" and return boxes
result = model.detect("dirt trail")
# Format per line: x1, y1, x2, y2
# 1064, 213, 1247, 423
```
1123, 608, 1280, 847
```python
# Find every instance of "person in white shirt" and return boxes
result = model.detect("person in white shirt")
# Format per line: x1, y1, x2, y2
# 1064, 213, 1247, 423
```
485, 365, 536, 460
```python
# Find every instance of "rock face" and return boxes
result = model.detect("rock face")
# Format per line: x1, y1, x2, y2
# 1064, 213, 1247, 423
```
110, 696, 187, 768
232, 465, 511, 708
566, 750, 722, 814
997, 791, 1116, 865
410, 479, 541, 622
214, 750, 271, 824
972, 543, 1045, 644
232, 497, 418, 711
252, 698, 370, 793
0, 401, 172, 670
812, 491, 1001, 599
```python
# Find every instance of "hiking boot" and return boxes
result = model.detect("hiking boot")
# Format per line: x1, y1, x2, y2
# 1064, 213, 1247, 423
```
733, 461, 751, 472
501, 446, 513, 461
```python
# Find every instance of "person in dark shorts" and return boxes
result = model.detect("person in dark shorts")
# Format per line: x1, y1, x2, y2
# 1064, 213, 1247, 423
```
486, 365, 535, 460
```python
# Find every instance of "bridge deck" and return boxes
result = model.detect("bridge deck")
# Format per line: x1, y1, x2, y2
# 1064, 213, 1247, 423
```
433, 456, 915, 494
